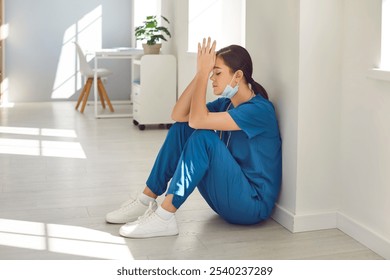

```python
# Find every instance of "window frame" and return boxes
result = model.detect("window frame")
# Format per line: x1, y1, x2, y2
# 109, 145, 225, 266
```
367, 0, 390, 81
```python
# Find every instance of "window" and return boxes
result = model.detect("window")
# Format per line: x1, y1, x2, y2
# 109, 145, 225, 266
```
380, 0, 390, 69
188, 0, 245, 52
367, 0, 390, 81
133, 0, 161, 49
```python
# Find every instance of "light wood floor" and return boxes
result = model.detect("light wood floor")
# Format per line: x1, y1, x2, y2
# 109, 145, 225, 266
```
0, 102, 383, 260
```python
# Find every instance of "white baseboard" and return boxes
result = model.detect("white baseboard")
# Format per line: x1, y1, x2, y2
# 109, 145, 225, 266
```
272, 204, 338, 232
272, 205, 389, 259
338, 213, 390, 260
271, 204, 295, 232
293, 211, 338, 232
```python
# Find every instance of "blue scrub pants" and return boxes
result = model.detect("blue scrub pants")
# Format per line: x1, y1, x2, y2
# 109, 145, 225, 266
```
146, 122, 265, 225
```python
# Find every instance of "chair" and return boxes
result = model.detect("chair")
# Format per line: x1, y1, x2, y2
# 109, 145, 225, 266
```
74, 42, 114, 113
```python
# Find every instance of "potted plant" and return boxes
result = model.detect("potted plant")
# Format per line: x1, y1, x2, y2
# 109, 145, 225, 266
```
134, 15, 171, 54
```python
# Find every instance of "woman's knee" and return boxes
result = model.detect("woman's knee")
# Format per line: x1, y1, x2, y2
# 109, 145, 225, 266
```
171, 122, 195, 133
189, 129, 219, 144
170, 122, 190, 130
165, 122, 195, 142
168, 122, 190, 134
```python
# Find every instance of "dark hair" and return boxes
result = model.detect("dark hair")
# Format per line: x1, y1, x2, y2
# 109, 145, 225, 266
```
216, 45, 269, 100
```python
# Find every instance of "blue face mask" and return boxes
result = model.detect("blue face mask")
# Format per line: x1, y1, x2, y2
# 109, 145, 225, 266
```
221, 75, 239, 99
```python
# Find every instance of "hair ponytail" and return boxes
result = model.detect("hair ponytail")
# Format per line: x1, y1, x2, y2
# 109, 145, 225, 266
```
247, 76, 269, 100
217, 45, 269, 100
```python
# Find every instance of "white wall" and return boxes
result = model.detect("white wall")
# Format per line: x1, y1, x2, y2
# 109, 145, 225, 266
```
246, 0, 300, 223
296, 0, 343, 219
244, 0, 390, 258
339, 0, 390, 259
171, 0, 193, 98
5, 0, 133, 102
246, 0, 343, 229
160, 0, 175, 56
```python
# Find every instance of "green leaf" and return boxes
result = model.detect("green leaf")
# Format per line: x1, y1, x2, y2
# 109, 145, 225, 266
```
134, 15, 171, 44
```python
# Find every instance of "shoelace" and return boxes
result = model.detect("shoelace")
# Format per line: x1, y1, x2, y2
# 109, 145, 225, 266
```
123, 202, 155, 226
136, 203, 156, 224
119, 199, 139, 212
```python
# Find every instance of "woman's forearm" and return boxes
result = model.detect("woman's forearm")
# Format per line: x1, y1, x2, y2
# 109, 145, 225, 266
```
173, 38, 216, 124
171, 77, 197, 122
188, 71, 209, 128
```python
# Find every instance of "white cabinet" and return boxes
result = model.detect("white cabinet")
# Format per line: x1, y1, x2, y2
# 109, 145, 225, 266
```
131, 55, 177, 130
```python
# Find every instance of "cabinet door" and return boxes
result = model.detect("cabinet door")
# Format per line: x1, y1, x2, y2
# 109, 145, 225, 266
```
134, 55, 176, 124
132, 84, 141, 105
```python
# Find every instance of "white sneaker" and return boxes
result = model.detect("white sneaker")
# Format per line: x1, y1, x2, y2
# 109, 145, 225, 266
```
119, 203, 179, 238
105, 198, 157, 224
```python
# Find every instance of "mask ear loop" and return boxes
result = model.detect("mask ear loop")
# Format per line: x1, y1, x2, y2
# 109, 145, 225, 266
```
227, 73, 237, 88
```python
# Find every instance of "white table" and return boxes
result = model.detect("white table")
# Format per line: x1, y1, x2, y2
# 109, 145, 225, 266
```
93, 48, 143, 118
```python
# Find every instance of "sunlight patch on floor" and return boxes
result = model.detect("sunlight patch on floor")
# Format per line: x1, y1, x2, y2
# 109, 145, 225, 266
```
0, 138, 86, 159
0, 219, 133, 259
0, 126, 77, 138
0, 126, 85, 159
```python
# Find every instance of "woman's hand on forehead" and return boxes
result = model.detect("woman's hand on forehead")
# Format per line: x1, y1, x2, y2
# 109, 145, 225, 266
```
197, 37, 217, 75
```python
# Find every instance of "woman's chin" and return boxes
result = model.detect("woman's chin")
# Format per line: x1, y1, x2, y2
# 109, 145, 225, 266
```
213, 90, 222, 96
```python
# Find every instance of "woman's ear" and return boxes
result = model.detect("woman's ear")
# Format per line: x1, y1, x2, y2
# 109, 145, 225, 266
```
235, 70, 244, 82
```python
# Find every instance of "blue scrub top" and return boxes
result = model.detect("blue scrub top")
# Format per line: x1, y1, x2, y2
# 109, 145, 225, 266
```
207, 95, 282, 209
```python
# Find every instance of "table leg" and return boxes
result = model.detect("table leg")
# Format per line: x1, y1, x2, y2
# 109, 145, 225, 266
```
94, 56, 98, 118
